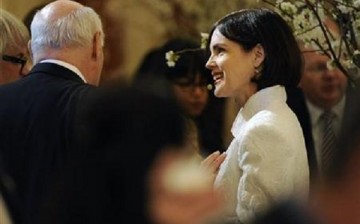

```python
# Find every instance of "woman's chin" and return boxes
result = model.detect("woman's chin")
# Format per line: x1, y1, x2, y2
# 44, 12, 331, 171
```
214, 86, 225, 98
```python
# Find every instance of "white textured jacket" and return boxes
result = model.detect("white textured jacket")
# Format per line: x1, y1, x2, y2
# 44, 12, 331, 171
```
214, 85, 309, 224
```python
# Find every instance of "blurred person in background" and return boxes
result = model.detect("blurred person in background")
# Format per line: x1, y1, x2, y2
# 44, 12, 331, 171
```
286, 21, 351, 190
0, 8, 31, 224
0, 8, 31, 84
134, 38, 226, 157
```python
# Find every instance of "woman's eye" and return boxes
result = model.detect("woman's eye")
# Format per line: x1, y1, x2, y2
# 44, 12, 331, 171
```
216, 48, 225, 56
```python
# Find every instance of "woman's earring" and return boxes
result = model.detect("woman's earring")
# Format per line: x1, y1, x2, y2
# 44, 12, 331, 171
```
254, 65, 263, 80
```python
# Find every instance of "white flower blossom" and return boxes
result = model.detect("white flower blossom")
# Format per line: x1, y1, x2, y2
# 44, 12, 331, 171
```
278, 2, 297, 15
338, 5, 351, 14
200, 32, 209, 49
165, 51, 180, 67
355, 0, 360, 8
327, 59, 336, 71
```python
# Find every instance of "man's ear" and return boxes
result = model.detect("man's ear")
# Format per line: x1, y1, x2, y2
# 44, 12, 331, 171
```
253, 44, 265, 67
27, 40, 33, 61
92, 31, 103, 60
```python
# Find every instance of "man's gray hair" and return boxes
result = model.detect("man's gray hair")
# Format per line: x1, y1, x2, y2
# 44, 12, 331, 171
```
30, 6, 104, 54
0, 9, 30, 53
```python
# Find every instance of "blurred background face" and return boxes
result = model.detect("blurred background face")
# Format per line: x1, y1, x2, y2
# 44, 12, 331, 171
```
172, 73, 209, 117
0, 44, 30, 84
300, 50, 348, 110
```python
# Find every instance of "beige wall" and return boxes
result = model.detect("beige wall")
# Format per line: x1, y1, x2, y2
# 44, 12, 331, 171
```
0, 0, 168, 81
1, 0, 49, 19
0, 0, 256, 82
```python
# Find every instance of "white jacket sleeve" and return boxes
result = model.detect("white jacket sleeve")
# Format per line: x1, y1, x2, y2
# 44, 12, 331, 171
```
236, 124, 298, 223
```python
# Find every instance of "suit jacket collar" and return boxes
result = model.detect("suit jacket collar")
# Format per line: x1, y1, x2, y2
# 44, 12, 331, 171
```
28, 62, 85, 83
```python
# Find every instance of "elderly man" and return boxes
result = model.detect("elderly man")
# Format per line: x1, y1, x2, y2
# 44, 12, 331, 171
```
0, 1, 104, 223
0, 9, 30, 84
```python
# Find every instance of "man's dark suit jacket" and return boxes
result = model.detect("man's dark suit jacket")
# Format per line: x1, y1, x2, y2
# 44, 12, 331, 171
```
0, 154, 22, 224
286, 86, 354, 187
0, 62, 96, 223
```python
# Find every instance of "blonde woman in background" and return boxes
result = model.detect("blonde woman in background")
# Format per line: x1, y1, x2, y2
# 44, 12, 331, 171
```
0, 8, 31, 84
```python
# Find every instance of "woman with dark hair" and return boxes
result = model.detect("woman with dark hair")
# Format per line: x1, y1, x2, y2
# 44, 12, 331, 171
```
205, 8, 309, 223
135, 38, 225, 157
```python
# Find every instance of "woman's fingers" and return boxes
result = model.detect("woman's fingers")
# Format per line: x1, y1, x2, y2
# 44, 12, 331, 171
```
201, 151, 226, 174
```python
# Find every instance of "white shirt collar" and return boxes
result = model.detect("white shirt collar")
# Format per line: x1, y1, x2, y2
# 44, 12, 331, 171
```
40, 59, 87, 83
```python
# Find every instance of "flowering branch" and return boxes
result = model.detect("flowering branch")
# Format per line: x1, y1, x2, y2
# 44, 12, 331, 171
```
264, 0, 360, 86
306, 0, 349, 77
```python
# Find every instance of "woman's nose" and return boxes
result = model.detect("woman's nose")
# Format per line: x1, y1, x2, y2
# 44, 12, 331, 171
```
205, 56, 215, 69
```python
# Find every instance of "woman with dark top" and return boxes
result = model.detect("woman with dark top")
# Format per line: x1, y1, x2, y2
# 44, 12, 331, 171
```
135, 38, 226, 156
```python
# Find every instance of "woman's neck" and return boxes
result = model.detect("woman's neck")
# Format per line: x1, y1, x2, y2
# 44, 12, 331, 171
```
234, 83, 258, 107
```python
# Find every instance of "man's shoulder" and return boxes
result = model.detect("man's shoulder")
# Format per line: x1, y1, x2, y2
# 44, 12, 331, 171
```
28, 62, 87, 84
0, 73, 92, 95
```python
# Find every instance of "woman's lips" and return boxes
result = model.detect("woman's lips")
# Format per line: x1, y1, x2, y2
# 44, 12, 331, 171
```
212, 72, 223, 85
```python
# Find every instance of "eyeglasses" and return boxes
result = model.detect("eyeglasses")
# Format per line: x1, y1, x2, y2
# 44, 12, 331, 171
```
1, 54, 27, 76
173, 81, 213, 92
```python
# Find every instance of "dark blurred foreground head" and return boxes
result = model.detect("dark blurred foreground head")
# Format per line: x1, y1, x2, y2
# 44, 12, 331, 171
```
38, 87, 187, 224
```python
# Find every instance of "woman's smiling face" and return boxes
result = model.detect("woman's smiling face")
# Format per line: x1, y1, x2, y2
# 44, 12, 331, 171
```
206, 28, 256, 99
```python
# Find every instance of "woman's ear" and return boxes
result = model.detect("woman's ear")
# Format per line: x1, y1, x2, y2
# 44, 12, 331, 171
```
253, 44, 265, 67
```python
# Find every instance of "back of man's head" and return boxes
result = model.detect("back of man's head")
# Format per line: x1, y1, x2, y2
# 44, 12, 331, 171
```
30, 0, 104, 62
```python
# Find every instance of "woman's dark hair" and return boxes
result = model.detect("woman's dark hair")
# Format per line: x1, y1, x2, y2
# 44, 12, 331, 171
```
136, 38, 212, 88
207, 8, 303, 90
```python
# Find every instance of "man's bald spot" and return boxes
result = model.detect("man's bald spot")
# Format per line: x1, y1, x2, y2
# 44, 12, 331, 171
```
37, 0, 84, 21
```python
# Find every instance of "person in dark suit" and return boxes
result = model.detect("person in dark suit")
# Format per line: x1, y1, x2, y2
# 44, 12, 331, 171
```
0, 1, 104, 223
286, 40, 350, 188
0, 154, 22, 224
